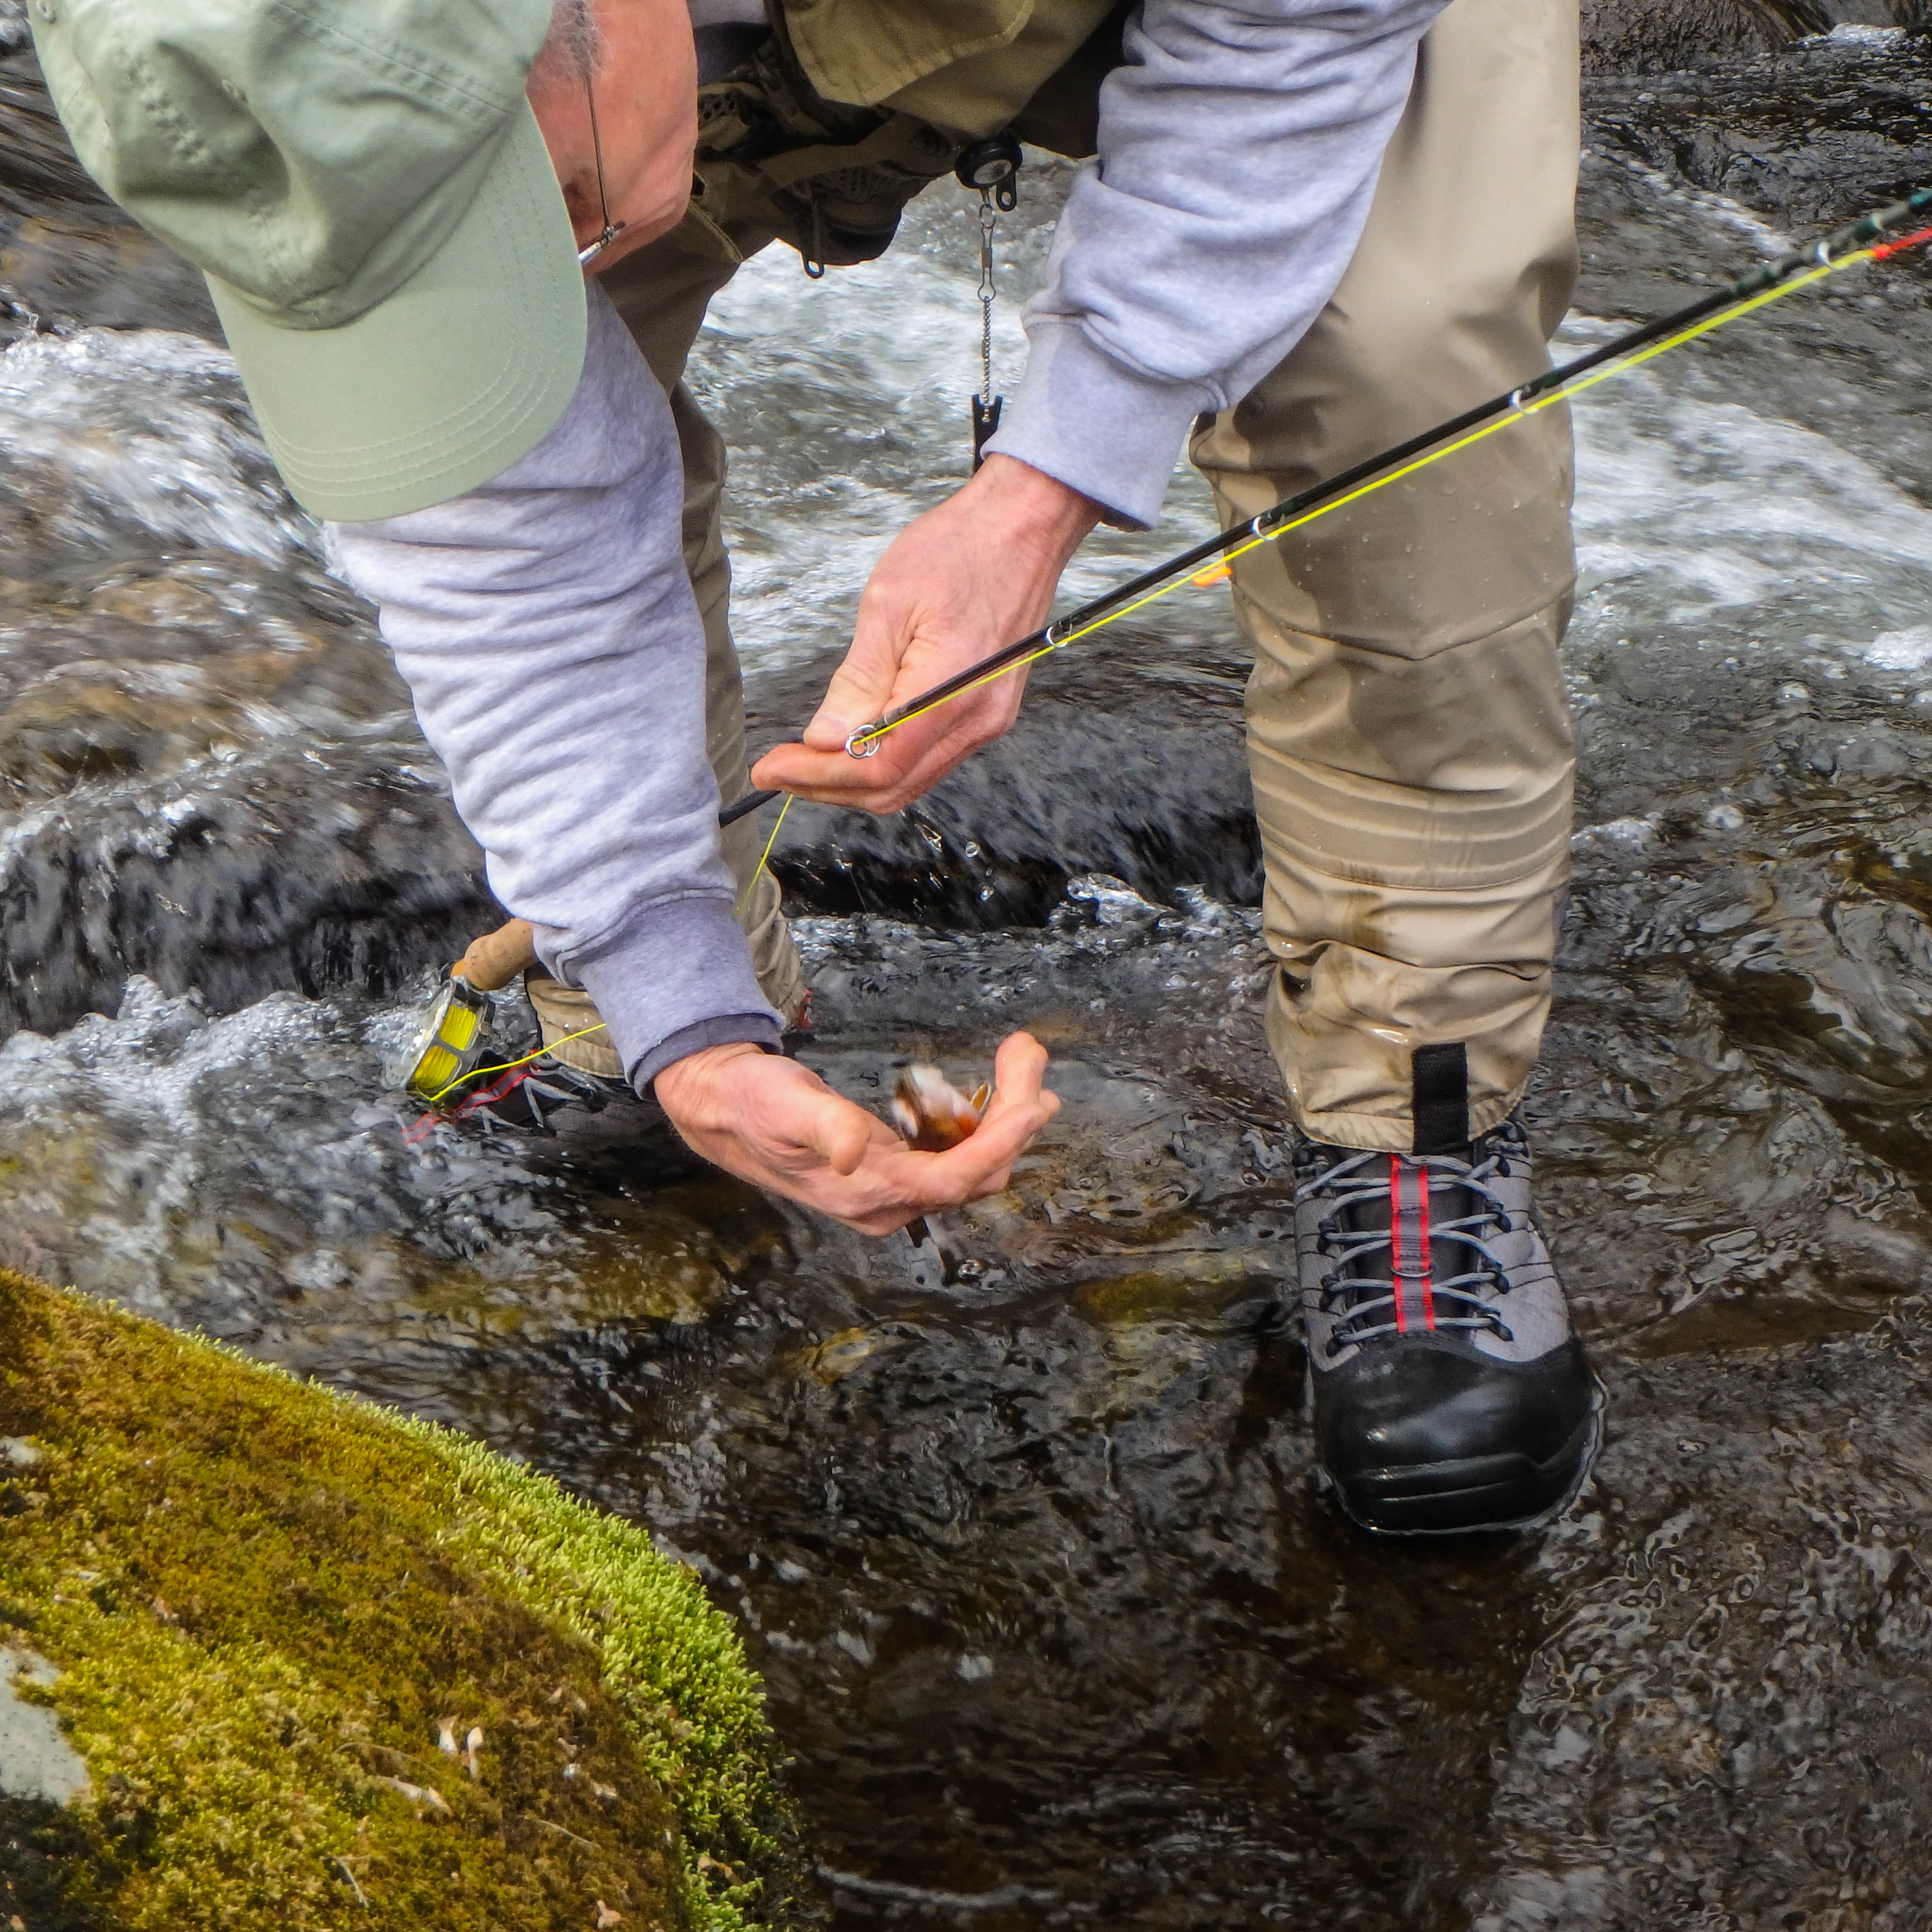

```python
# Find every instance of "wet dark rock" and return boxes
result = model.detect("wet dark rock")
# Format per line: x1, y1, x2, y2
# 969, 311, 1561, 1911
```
1583, 0, 1832, 75
0, 325, 499, 1036
1587, 34, 1932, 223
1477, 1319, 1932, 1928
0, 744, 493, 1041
0, 543, 494, 1039
0, 48, 217, 342
750, 625, 1259, 926
0, 209, 222, 341
0, 53, 93, 212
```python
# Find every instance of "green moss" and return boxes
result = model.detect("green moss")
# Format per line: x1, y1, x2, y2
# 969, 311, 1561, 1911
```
0, 1268, 799, 1931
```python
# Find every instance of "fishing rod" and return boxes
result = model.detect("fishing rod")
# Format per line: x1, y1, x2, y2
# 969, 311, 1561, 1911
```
719, 182, 1932, 830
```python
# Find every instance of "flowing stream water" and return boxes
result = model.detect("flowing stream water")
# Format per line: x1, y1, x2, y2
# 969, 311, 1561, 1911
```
8, 21, 1932, 1927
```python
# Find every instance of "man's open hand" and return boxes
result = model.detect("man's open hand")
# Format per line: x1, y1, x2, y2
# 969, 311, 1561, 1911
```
750, 456, 1101, 815
654, 1031, 1060, 1236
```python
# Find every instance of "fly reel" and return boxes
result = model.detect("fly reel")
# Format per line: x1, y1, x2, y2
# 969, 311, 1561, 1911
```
390, 974, 494, 1105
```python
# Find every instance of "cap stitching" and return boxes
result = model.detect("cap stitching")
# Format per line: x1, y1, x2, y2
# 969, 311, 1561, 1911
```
255, 135, 580, 490
261, 0, 539, 123
264, 183, 550, 468
117, 38, 299, 303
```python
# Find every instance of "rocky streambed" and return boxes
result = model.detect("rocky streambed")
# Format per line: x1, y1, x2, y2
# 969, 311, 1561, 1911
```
8, 14, 1932, 1927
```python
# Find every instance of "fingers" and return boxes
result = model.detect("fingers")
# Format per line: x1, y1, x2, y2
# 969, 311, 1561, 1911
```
750, 680, 1024, 814
803, 1093, 878, 1178
969, 1031, 1060, 1154
757, 1034, 1058, 1231
992, 1027, 1052, 1098
657, 1022, 1060, 1238
809, 531, 959, 741
750, 728, 942, 813
900, 1032, 1059, 1204
801, 626, 905, 753
456, 916, 537, 991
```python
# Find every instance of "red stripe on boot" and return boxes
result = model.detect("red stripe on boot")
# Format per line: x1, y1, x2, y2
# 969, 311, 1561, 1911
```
1389, 1156, 1408, 1334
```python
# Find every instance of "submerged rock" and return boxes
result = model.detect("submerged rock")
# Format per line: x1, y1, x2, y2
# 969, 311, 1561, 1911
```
1581, 0, 1831, 74
0, 1268, 797, 1931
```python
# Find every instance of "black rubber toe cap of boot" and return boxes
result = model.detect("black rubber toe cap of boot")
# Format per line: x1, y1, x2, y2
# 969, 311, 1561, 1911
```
1314, 1335, 1599, 1536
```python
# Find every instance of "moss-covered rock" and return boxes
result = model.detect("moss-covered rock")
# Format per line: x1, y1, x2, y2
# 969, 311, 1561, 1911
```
0, 1268, 797, 1931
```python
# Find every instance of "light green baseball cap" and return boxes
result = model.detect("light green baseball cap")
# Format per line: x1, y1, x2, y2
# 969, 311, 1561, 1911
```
30, 0, 588, 522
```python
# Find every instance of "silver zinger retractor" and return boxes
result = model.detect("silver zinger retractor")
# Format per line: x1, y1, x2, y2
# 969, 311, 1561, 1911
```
390, 974, 494, 1105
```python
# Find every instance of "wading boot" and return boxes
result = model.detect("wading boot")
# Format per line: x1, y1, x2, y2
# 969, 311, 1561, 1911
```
475, 1053, 647, 1136
1292, 1113, 1600, 1535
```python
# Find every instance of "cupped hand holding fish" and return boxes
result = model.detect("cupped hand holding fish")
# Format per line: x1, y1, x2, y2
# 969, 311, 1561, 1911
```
654, 1030, 1059, 1235
750, 456, 1102, 814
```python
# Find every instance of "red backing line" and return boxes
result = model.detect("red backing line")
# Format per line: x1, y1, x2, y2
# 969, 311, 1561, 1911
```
454, 1064, 536, 1117
1872, 224, 1932, 262
400, 1062, 539, 1147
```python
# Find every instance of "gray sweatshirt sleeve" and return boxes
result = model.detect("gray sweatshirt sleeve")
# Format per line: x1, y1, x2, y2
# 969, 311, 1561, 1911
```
329, 286, 782, 1089
984, 0, 1450, 529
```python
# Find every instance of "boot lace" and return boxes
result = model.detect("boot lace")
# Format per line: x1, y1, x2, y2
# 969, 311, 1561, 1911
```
1294, 1139, 1521, 1357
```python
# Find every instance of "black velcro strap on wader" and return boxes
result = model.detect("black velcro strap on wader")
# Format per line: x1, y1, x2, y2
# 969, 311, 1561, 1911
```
1411, 1043, 1469, 1156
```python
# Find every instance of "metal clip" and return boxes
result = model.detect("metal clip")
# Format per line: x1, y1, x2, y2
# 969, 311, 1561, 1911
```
958, 137, 1022, 471
576, 220, 627, 268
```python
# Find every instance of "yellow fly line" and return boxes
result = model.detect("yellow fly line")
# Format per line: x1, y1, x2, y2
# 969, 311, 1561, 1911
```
737, 793, 793, 913
423, 1018, 614, 1107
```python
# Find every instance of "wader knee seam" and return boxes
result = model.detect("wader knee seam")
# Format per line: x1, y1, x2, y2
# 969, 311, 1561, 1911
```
1257, 821, 1574, 896
1231, 581, 1578, 670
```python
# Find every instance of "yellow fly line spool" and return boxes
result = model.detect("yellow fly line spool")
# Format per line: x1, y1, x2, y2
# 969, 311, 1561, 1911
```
391, 975, 495, 1105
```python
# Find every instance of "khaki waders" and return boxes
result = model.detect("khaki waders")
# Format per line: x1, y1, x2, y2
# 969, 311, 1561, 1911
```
537, 0, 1580, 1153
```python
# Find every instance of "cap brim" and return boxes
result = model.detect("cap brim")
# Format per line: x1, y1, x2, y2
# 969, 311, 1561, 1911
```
206, 102, 586, 524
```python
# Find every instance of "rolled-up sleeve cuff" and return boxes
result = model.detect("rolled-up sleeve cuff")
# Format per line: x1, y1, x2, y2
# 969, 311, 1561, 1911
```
562, 897, 783, 1093
983, 319, 1213, 531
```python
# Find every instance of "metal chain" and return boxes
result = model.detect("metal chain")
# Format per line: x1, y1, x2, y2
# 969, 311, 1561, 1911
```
977, 187, 998, 408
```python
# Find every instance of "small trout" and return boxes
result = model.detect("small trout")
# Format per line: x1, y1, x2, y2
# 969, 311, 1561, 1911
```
890, 1065, 990, 1152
